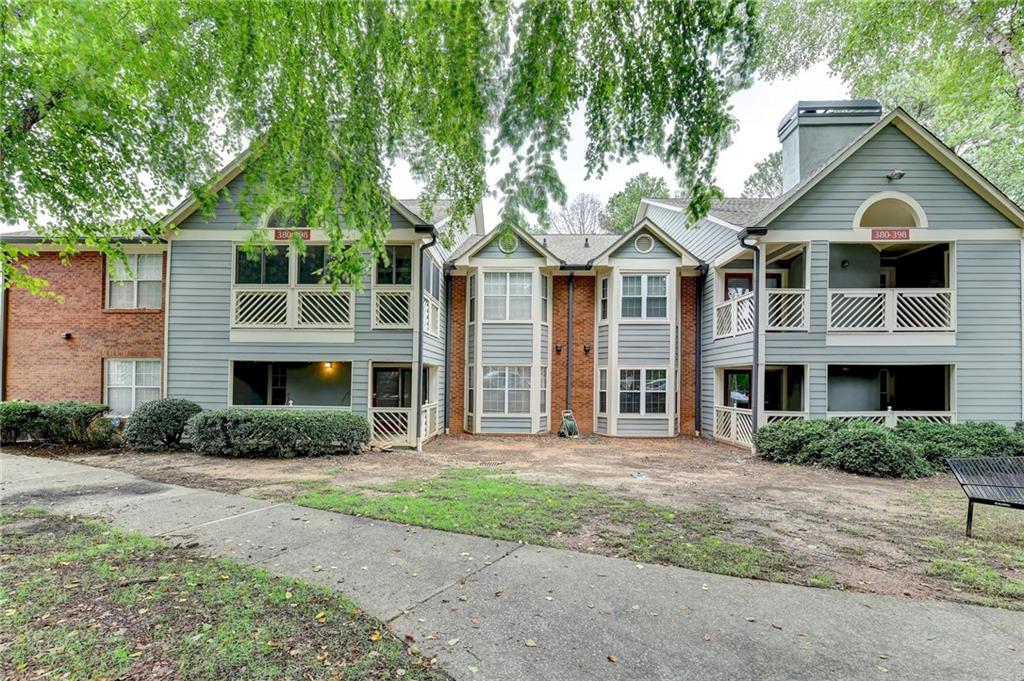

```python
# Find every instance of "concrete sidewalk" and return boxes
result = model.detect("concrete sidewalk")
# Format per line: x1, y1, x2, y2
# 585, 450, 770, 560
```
2, 453, 1021, 680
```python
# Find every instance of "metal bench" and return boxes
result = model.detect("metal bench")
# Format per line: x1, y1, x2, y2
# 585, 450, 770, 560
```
946, 457, 1024, 537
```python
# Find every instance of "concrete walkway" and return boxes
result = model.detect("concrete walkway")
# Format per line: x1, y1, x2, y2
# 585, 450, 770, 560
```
2, 453, 1021, 681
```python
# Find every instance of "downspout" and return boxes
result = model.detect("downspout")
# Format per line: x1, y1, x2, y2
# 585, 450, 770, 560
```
695, 262, 708, 435
442, 264, 453, 432
738, 228, 767, 436
415, 230, 438, 450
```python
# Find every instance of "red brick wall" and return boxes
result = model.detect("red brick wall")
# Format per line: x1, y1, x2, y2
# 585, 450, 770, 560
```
679, 276, 698, 435
550, 275, 595, 433
447, 276, 467, 434
3, 251, 165, 403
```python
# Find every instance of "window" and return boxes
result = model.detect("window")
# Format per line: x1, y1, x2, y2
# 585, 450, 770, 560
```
232, 361, 352, 407
423, 257, 441, 300
107, 254, 163, 309
599, 277, 608, 321
540, 368, 548, 413
298, 245, 332, 285
598, 369, 607, 414
723, 369, 751, 409
541, 276, 549, 323
468, 275, 476, 323
373, 366, 412, 408
482, 366, 531, 413
467, 367, 475, 414
376, 245, 412, 286
724, 272, 752, 300
235, 245, 289, 285
619, 368, 667, 415
483, 272, 532, 321
620, 274, 667, 319
105, 359, 161, 415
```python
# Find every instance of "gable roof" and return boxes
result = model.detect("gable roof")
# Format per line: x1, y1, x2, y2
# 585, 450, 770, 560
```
639, 197, 771, 228
450, 225, 560, 266
755, 108, 1024, 229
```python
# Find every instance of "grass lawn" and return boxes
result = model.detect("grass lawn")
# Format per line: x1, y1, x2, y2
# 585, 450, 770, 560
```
0, 509, 449, 680
292, 468, 792, 582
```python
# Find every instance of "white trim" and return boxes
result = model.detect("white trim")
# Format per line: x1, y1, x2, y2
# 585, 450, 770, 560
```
481, 270, 534, 322
852, 191, 929, 230
616, 367, 670, 417
618, 272, 670, 321
825, 332, 955, 347
590, 218, 701, 266
480, 365, 533, 415
162, 245, 171, 397
229, 329, 355, 343
104, 358, 162, 416
106, 252, 164, 310
634, 233, 655, 254
762, 228, 1023, 243
499, 234, 520, 254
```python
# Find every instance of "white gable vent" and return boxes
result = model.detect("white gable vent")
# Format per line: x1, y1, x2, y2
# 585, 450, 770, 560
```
634, 233, 655, 254
498, 232, 520, 254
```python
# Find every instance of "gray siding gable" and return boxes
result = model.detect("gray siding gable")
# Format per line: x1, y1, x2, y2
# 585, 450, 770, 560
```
768, 125, 1017, 230
610, 228, 677, 260
474, 232, 543, 260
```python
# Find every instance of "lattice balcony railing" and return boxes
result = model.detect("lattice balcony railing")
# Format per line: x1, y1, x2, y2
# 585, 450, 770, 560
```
374, 290, 412, 328
232, 287, 353, 329
766, 289, 809, 331
828, 289, 953, 332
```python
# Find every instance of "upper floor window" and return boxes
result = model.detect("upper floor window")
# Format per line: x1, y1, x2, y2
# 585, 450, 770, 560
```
376, 245, 412, 286
423, 257, 441, 300
298, 245, 334, 285
236, 246, 289, 285
541, 276, 549, 323
484, 271, 532, 321
621, 274, 667, 319
599, 277, 608, 320
108, 254, 162, 309
468, 274, 477, 323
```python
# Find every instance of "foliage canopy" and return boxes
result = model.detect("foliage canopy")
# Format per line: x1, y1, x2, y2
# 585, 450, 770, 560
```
1, 0, 758, 289
605, 172, 675, 233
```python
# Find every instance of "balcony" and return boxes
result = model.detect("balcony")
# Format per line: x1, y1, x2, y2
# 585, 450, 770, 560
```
714, 292, 754, 338
713, 405, 754, 446
828, 288, 953, 332
766, 289, 809, 331
232, 287, 353, 329
826, 409, 954, 426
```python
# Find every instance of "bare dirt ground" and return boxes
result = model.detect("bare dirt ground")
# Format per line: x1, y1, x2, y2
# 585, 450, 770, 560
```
13, 434, 1024, 608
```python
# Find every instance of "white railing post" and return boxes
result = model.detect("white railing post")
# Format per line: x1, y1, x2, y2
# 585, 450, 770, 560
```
885, 405, 896, 428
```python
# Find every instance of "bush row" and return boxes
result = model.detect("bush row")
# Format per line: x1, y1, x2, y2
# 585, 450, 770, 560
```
2, 398, 371, 457
0, 400, 115, 447
184, 409, 370, 458
754, 418, 1024, 478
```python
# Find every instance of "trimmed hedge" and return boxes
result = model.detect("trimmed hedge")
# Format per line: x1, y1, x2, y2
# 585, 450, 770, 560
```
184, 409, 370, 458
0, 401, 42, 444
122, 398, 202, 450
755, 418, 1024, 478
35, 401, 112, 446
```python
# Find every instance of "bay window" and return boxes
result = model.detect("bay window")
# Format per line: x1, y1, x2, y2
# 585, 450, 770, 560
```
482, 366, 531, 413
107, 254, 163, 309
620, 274, 667, 319
619, 368, 667, 415
483, 272, 532, 321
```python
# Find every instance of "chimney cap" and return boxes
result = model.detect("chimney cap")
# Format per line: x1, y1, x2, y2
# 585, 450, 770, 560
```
778, 99, 881, 140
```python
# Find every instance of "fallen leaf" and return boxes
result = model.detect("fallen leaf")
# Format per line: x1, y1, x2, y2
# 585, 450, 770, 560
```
525, 639, 537, 647
607, 655, 618, 663
369, 631, 382, 642
312, 565, 323, 572
703, 633, 712, 642
448, 639, 460, 646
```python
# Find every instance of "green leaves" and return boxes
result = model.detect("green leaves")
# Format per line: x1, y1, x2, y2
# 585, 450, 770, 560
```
605, 173, 673, 233
2, 0, 757, 291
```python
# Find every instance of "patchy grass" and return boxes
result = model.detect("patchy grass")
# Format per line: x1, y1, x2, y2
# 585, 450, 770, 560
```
920, 536, 1024, 608
295, 468, 793, 582
808, 573, 839, 589
0, 509, 449, 680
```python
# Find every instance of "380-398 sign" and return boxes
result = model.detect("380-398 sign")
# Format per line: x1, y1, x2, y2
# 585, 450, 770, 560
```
870, 228, 910, 241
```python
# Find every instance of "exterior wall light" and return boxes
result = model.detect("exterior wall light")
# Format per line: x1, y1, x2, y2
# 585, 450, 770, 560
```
583, 343, 591, 353
555, 343, 563, 353
61, 332, 72, 340
324, 361, 333, 368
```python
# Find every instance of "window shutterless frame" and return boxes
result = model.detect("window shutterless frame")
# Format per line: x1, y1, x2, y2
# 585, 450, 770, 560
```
106, 254, 163, 309
619, 273, 668, 320
618, 368, 668, 415
482, 271, 532, 321
481, 365, 532, 414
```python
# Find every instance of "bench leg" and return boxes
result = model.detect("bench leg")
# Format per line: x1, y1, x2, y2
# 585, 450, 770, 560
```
966, 500, 974, 538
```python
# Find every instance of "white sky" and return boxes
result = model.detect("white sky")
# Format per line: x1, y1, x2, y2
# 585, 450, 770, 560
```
391, 64, 848, 230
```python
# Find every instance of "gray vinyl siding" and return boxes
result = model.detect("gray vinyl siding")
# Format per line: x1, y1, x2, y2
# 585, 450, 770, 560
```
617, 417, 669, 436
480, 323, 533, 365
765, 240, 1023, 424
596, 416, 608, 433
539, 415, 549, 432
479, 416, 533, 433
597, 325, 609, 366
610, 229, 677, 259
167, 239, 414, 412
618, 324, 671, 365
769, 125, 1017, 230
476, 235, 543, 259
700, 267, 754, 434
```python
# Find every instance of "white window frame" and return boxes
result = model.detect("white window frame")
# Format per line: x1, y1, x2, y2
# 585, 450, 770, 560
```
619, 273, 668, 320
423, 255, 442, 338
468, 274, 477, 324
106, 254, 163, 309
598, 368, 608, 414
375, 244, 414, 287
481, 365, 532, 414
540, 366, 548, 414
541, 275, 549, 324
618, 368, 668, 416
104, 358, 162, 415
466, 366, 475, 415
483, 271, 533, 322
599, 277, 609, 322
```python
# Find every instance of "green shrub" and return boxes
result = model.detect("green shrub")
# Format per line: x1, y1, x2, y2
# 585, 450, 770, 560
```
0, 401, 42, 444
754, 419, 843, 465
1015, 422, 1024, 436
34, 401, 111, 445
897, 420, 1024, 469
185, 409, 370, 458
122, 398, 202, 450
821, 421, 930, 479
